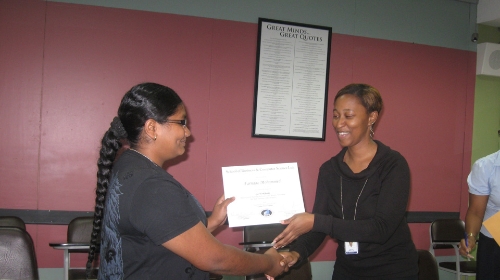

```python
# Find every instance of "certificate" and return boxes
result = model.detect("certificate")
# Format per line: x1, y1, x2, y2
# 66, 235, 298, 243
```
222, 162, 305, 227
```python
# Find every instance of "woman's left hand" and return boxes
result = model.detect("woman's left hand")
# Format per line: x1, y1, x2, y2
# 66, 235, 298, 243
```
272, 212, 314, 249
207, 195, 235, 232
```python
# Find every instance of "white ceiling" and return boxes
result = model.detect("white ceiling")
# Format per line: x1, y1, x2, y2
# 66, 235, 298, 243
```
477, 0, 500, 27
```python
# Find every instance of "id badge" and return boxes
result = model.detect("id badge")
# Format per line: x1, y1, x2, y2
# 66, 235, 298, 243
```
345, 242, 359, 255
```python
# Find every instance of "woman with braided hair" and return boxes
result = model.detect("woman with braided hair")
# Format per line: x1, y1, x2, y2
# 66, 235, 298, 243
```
86, 83, 288, 279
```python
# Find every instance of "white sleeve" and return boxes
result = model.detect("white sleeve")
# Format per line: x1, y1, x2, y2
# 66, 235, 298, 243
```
467, 158, 492, 195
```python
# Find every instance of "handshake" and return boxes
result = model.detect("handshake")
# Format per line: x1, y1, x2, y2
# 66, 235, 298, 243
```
255, 212, 315, 279
262, 248, 300, 280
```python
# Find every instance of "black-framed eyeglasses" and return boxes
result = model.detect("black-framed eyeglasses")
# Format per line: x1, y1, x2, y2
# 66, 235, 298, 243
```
166, 119, 187, 127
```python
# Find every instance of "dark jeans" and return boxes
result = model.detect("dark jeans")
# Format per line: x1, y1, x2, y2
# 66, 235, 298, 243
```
476, 232, 500, 280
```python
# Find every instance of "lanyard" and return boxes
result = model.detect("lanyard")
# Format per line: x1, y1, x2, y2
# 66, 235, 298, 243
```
340, 177, 368, 220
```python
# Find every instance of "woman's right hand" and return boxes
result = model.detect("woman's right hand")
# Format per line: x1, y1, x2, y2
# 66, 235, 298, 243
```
264, 250, 301, 280
263, 247, 289, 278
459, 236, 476, 259
272, 212, 314, 249
279, 251, 300, 267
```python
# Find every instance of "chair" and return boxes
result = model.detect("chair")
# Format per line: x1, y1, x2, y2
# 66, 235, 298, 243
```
417, 249, 439, 280
429, 218, 476, 280
50, 216, 98, 280
0, 215, 26, 230
240, 224, 312, 280
0, 227, 39, 280
67, 216, 99, 280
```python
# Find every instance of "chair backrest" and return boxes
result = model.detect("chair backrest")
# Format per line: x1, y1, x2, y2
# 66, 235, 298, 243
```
430, 218, 465, 242
417, 249, 439, 280
67, 216, 94, 243
0, 216, 26, 230
243, 224, 286, 244
66, 216, 99, 279
429, 218, 476, 280
0, 227, 39, 280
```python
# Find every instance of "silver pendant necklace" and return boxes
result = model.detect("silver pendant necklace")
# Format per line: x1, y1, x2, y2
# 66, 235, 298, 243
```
129, 148, 160, 167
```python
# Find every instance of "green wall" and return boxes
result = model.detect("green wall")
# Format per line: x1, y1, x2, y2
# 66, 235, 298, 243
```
472, 25, 500, 163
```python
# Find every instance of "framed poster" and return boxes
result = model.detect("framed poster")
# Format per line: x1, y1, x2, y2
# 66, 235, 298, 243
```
252, 18, 332, 141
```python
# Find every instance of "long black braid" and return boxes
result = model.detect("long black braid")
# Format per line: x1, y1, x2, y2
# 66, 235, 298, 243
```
85, 83, 182, 278
85, 118, 126, 277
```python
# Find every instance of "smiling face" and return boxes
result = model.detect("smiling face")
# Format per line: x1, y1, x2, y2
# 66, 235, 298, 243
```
332, 94, 377, 148
157, 104, 191, 161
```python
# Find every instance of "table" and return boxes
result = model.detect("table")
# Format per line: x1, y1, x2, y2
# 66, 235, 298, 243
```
49, 243, 91, 280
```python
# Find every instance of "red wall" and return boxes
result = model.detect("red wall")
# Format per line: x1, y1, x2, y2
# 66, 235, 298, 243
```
0, 0, 475, 267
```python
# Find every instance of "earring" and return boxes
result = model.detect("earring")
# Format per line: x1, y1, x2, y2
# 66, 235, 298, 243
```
369, 124, 375, 138
154, 135, 157, 141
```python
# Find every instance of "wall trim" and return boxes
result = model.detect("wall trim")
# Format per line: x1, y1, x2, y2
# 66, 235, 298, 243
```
0, 209, 94, 225
0, 209, 459, 225
405, 211, 459, 223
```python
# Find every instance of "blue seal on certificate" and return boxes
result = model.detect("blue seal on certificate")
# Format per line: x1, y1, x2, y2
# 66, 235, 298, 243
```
261, 209, 272, 216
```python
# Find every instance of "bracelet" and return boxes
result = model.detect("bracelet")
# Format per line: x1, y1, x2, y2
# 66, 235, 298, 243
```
466, 232, 477, 239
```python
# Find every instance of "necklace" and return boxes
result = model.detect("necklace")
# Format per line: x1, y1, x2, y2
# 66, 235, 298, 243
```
340, 176, 368, 220
129, 148, 160, 167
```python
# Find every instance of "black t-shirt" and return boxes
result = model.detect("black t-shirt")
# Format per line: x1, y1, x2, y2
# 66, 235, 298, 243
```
98, 150, 209, 280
